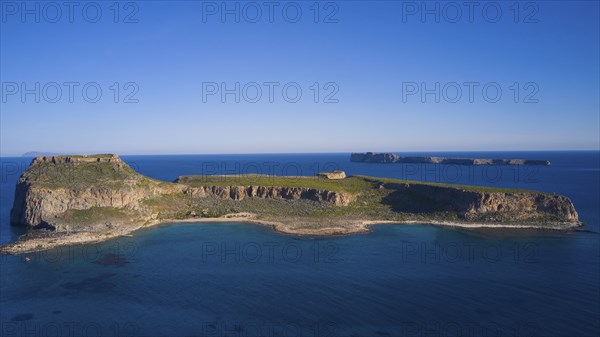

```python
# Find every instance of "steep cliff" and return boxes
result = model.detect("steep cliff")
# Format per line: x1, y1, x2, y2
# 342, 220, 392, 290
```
181, 185, 354, 206
10, 155, 164, 228
10, 156, 355, 229
382, 183, 578, 223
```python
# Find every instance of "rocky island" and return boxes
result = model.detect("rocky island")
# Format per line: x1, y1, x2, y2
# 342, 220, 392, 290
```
351, 152, 551, 165
1, 155, 580, 254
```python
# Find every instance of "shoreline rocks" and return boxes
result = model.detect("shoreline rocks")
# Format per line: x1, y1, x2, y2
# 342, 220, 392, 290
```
2, 154, 581, 255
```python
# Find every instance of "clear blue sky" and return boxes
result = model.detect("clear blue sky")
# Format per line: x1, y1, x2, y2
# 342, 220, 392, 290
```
1, 0, 598, 156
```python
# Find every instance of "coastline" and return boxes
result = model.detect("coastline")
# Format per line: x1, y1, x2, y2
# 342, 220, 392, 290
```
5, 155, 581, 255
0, 213, 583, 255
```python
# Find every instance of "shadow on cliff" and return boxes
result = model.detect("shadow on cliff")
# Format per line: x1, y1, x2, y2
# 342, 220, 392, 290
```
379, 182, 457, 214
33, 221, 56, 231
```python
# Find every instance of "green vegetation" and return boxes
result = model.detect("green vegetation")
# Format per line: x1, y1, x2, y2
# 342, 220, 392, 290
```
25, 157, 559, 229
168, 175, 554, 227
2, 155, 575, 256
177, 174, 542, 194
58, 207, 134, 225
177, 175, 372, 193
25, 161, 141, 189
25, 154, 542, 195
362, 176, 545, 194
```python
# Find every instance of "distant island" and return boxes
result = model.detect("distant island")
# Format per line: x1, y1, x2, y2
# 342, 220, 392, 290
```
0, 154, 579, 254
351, 152, 551, 166
22, 151, 63, 157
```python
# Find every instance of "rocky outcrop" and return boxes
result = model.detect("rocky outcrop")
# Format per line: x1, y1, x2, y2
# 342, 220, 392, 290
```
10, 156, 355, 229
9, 154, 578, 233
351, 152, 551, 166
317, 171, 347, 180
10, 156, 170, 228
182, 185, 354, 206
11, 185, 157, 228
383, 183, 578, 222
2, 154, 583, 254
31, 154, 123, 165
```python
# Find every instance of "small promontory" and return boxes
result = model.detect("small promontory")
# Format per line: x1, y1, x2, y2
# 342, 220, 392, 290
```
1, 154, 580, 254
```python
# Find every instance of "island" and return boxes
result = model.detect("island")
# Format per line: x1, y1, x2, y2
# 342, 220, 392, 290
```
350, 152, 551, 165
0, 154, 580, 254
22, 151, 63, 157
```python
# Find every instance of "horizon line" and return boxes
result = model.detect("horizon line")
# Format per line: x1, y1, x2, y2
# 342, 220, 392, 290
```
2, 149, 599, 158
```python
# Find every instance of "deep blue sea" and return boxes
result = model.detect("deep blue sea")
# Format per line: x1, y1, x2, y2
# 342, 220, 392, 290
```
0, 152, 599, 337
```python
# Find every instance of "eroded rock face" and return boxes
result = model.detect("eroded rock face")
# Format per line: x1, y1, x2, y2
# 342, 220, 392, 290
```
10, 154, 578, 231
10, 185, 155, 227
31, 154, 123, 165
11, 155, 171, 228
10, 156, 356, 228
384, 183, 578, 222
469, 192, 578, 220
316, 171, 347, 180
183, 185, 354, 206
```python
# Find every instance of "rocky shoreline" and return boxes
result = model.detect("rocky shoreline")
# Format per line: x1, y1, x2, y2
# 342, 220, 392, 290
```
0, 213, 582, 255
0, 154, 581, 255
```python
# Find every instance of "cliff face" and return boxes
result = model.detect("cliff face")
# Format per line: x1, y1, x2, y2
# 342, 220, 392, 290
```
316, 171, 347, 180
10, 156, 167, 228
183, 185, 354, 206
11, 185, 157, 228
383, 183, 578, 222
3, 154, 582, 254
10, 154, 580, 235
30, 154, 123, 165
10, 156, 355, 229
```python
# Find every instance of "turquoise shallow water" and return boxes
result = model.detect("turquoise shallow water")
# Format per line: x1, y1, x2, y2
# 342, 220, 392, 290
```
1, 222, 598, 337
1, 152, 599, 336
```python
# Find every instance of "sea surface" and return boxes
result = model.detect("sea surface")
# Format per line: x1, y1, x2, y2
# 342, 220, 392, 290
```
0, 152, 598, 337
